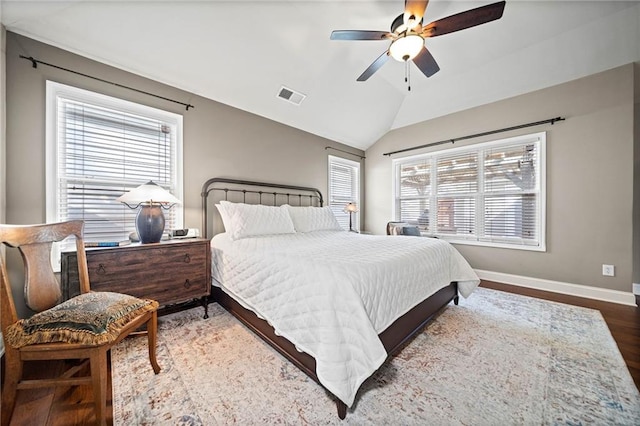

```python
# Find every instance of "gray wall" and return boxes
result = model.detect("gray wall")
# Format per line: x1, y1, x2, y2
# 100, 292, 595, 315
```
4, 32, 363, 317
365, 64, 635, 294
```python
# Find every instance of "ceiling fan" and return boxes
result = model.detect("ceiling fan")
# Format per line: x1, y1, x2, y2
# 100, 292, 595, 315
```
330, 0, 506, 83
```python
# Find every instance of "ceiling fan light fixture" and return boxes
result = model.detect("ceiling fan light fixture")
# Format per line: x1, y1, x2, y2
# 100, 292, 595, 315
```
389, 34, 423, 62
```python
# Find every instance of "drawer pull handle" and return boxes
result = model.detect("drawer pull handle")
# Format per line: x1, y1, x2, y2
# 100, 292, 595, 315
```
184, 279, 191, 289
97, 264, 106, 275
183, 254, 191, 264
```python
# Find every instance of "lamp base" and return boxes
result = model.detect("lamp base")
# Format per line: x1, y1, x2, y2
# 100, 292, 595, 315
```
136, 205, 165, 244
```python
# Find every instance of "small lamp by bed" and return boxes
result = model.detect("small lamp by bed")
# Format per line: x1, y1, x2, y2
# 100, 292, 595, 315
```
116, 181, 181, 244
344, 202, 359, 232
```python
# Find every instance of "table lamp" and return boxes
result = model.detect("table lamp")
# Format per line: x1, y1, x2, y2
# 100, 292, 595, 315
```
344, 202, 359, 232
116, 181, 181, 243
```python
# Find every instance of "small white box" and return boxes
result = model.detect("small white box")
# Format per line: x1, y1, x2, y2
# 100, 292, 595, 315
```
170, 228, 200, 239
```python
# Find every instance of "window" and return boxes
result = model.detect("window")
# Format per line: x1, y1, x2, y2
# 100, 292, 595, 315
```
328, 155, 360, 231
46, 82, 183, 252
393, 132, 545, 251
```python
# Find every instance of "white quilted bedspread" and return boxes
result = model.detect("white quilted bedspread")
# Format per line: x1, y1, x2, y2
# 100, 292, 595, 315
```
210, 231, 480, 407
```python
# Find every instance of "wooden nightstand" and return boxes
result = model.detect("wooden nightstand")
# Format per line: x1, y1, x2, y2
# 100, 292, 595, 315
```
61, 238, 211, 318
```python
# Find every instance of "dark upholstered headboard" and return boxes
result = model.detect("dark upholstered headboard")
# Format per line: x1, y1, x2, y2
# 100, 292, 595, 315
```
200, 177, 324, 239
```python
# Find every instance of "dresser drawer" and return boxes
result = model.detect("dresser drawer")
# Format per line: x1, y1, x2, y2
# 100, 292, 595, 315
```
61, 239, 211, 308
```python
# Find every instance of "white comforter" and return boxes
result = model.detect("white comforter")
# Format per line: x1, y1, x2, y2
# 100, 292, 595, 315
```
210, 231, 479, 407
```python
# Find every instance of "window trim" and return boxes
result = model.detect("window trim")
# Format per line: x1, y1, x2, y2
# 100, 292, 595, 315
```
45, 82, 184, 265
328, 155, 361, 231
392, 132, 546, 251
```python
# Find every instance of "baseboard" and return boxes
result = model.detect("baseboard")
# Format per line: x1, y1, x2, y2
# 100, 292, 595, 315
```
475, 270, 637, 306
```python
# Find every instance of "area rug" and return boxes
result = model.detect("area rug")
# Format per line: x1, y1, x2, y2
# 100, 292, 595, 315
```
112, 288, 640, 425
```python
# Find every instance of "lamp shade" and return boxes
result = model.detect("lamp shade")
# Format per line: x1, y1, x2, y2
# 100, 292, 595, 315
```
117, 181, 180, 244
116, 181, 181, 207
344, 202, 359, 213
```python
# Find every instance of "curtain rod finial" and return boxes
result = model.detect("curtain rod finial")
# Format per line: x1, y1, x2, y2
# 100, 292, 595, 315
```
19, 55, 38, 68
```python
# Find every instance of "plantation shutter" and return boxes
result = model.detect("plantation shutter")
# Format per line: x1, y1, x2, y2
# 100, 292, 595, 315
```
328, 155, 360, 230
53, 91, 180, 242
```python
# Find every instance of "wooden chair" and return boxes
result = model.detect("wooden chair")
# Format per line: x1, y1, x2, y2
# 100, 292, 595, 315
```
0, 221, 161, 426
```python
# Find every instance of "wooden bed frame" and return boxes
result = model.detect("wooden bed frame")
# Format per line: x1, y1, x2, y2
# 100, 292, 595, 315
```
201, 177, 459, 419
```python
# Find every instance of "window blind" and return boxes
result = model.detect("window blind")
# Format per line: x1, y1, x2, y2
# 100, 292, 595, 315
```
392, 132, 545, 251
435, 151, 477, 238
48, 82, 182, 244
482, 142, 539, 245
328, 155, 360, 230
396, 159, 431, 231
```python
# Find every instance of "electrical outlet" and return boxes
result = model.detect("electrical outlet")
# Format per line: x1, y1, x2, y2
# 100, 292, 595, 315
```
602, 264, 615, 277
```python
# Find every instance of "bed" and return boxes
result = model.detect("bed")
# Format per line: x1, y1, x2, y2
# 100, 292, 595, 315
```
201, 177, 480, 419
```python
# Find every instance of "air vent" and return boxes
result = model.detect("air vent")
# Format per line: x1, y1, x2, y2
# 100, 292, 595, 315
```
277, 86, 306, 106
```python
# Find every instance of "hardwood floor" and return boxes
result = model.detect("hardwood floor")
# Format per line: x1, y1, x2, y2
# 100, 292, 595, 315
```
3, 280, 639, 425
4, 356, 114, 426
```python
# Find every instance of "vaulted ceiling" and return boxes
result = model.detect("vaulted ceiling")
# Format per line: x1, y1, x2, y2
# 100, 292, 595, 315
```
2, 1, 639, 150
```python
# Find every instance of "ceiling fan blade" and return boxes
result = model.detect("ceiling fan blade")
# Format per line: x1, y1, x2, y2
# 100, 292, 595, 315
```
357, 51, 390, 81
412, 46, 440, 77
404, 0, 429, 26
330, 30, 392, 41
422, 1, 506, 38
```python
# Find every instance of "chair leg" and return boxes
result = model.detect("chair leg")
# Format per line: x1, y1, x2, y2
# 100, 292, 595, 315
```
1, 348, 22, 426
89, 349, 108, 426
147, 310, 161, 374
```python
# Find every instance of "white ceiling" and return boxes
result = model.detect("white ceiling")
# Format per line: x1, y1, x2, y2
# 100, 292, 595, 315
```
2, 1, 639, 150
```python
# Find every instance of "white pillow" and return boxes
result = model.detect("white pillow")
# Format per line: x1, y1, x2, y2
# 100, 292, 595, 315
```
286, 205, 343, 233
219, 200, 296, 240
215, 203, 233, 232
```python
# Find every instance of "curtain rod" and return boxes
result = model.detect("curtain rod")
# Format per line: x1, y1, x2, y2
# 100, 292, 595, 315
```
383, 116, 565, 157
19, 55, 195, 111
325, 146, 366, 160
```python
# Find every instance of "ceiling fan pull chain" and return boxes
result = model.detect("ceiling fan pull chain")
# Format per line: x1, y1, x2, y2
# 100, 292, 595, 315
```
405, 61, 408, 83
